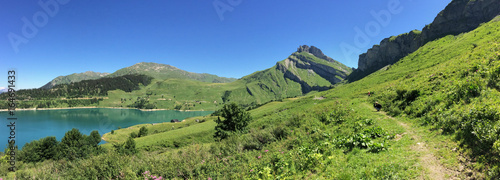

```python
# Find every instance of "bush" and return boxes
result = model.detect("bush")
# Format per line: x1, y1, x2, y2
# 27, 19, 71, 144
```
115, 136, 138, 155
130, 132, 138, 138
138, 126, 148, 137
214, 103, 252, 140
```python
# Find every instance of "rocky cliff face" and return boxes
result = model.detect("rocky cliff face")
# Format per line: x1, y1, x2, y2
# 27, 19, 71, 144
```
357, 0, 500, 73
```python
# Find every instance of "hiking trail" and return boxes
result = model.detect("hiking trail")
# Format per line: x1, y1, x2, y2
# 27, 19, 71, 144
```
365, 103, 460, 179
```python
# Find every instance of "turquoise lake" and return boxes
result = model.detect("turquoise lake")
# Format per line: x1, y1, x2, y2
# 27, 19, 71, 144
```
0, 108, 212, 150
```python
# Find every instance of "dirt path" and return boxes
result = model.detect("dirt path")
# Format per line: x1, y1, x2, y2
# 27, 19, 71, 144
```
379, 111, 459, 180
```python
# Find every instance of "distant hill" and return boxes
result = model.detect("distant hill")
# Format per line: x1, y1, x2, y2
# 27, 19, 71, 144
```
41, 71, 110, 89
108, 62, 237, 83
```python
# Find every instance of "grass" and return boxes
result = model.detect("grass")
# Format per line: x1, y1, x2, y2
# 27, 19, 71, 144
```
101, 115, 217, 150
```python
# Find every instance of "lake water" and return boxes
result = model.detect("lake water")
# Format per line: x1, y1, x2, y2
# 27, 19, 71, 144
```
0, 108, 212, 150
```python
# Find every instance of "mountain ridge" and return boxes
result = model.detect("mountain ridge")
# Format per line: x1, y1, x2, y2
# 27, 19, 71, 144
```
41, 71, 110, 89
107, 62, 237, 83
351, 0, 500, 81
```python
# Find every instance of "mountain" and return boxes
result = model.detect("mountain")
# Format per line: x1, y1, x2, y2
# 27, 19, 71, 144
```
97, 45, 352, 110
41, 71, 110, 89
211, 45, 352, 105
107, 62, 237, 83
351, 0, 500, 81
0, 87, 7, 93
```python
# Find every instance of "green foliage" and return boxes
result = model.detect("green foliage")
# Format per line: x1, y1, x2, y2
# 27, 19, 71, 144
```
214, 103, 252, 140
333, 127, 392, 153
0, 74, 153, 101
59, 128, 102, 161
18, 136, 59, 163
319, 105, 350, 125
115, 136, 137, 155
138, 126, 148, 137
130, 132, 138, 138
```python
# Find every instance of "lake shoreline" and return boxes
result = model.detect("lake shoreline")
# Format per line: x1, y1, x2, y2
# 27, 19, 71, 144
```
0, 106, 211, 112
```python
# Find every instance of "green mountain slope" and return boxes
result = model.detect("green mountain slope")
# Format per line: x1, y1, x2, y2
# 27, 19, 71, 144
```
97, 46, 352, 110
108, 62, 237, 83
216, 45, 352, 105
41, 71, 110, 89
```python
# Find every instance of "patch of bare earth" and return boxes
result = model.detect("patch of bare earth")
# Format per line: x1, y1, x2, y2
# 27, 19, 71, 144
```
396, 120, 460, 180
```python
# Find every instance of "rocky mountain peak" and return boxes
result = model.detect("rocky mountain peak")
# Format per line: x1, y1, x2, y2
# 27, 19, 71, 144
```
296, 45, 335, 62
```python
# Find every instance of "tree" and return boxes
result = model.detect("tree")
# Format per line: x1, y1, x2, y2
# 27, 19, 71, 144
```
38, 136, 59, 161
88, 130, 101, 147
130, 132, 138, 138
60, 128, 85, 160
115, 136, 137, 155
18, 136, 58, 163
214, 103, 252, 140
138, 126, 148, 137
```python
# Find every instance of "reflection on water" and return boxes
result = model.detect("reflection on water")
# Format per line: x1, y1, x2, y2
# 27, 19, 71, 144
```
0, 108, 212, 150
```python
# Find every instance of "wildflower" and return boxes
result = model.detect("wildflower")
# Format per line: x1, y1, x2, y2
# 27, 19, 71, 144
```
250, 169, 254, 172
258, 156, 262, 159
208, 178, 212, 180
265, 150, 269, 152
219, 153, 221, 155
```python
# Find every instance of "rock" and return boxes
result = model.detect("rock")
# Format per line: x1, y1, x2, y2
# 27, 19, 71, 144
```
356, 0, 500, 75
297, 45, 336, 63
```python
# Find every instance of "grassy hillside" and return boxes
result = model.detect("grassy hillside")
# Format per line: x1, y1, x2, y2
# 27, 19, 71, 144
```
108, 62, 237, 83
41, 71, 110, 89
100, 51, 351, 110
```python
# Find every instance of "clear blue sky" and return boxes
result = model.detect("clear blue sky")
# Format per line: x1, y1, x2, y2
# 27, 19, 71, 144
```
1, 0, 451, 89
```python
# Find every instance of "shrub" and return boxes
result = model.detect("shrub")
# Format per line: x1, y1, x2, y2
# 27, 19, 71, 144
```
115, 136, 138, 155
130, 132, 138, 138
214, 103, 252, 140
138, 126, 148, 137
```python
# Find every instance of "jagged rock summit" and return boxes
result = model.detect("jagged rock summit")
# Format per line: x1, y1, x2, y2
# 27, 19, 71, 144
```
297, 45, 336, 63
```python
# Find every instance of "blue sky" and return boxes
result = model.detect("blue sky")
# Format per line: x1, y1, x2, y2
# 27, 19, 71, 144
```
1, 0, 451, 89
